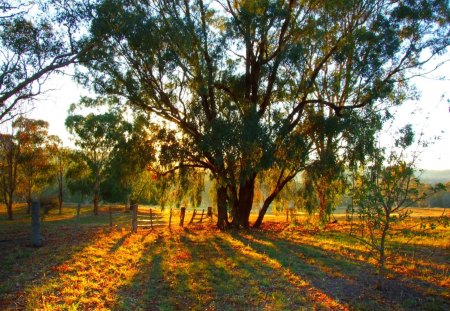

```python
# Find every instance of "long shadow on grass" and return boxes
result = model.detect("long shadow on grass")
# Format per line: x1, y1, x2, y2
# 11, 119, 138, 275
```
109, 232, 132, 253
116, 232, 199, 310
231, 231, 365, 307
231, 231, 450, 310
113, 226, 449, 311
0, 225, 107, 309
116, 236, 167, 310
178, 233, 302, 310
118, 229, 324, 310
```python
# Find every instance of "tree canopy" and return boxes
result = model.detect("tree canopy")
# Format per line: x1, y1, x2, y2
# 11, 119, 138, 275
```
66, 105, 132, 214
0, 0, 93, 123
77, 0, 449, 228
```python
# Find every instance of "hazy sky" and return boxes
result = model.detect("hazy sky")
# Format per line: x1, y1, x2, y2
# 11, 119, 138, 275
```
29, 56, 450, 171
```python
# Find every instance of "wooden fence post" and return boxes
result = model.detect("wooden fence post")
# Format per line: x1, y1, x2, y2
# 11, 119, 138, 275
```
32, 201, 42, 247
132, 204, 138, 233
169, 208, 173, 228
199, 209, 204, 223
206, 206, 213, 222
109, 205, 113, 228
286, 208, 289, 223
180, 207, 186, 227
150, 208, 153, 229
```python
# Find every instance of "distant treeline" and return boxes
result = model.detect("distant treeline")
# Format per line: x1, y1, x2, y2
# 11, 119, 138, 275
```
425, 190, 450, 208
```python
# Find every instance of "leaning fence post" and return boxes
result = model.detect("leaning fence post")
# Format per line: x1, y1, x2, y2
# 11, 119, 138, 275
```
179, 207, 186, 227
32, 201, 42, 247
169, 208, 173, 229
189, 209, 197, 224
199, 209, 204, 223
132, 204, 138, 233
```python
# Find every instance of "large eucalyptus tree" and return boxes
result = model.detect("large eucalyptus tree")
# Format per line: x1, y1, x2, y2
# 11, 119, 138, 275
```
80, 0, 450, 228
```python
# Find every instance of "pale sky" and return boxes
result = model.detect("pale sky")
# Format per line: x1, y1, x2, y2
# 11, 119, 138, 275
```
29, 58, 450, 171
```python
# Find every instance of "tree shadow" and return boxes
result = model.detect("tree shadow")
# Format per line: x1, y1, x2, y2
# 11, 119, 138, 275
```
0, 225, 110, 309
109, 232, 132, 253
231, 231, 450, 310
117, 228, 346, 310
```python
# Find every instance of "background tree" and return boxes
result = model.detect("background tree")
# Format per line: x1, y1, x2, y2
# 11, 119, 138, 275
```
187, 169, 205, 210
428, 184, 450, 207
0, 132, 20, 220
65, 104, 132, 215
14, 117, 53, 213
0, 0, 94, 123
65, 150, 92, 204
103, 114, 155, 204
81, 0, 450, 228
47, 136, 70, 214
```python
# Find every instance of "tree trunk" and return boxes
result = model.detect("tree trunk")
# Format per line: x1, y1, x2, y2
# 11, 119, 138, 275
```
93, 180, 100, 216
58, 174, 63, 215
26, 185, 32, 214
27, 199, 32, 215
216, 185, 229, 229
2, 181, 14, 220
253, 192, 277, 228
377, 219, 390, 290
318, 192, 327, 224
26, 179, 32, 214
376, 242, 386, 290
6, 200, 13, 220
93, 193, 99, 215
233, 175, 256, 228
253, 172, 296, 228
58, 197, 63, 215
58, 157, 64, 215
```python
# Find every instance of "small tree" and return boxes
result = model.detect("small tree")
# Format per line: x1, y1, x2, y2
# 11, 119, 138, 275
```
65, 151, 93, 205
351, 125, 444, 288
48, 136, 70, 214
66, 103, 132, 215
14, 117, 53, 213
0, 133, 20, 220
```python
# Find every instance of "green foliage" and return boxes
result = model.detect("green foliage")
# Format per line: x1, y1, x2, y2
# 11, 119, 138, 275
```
78, 0, 450, 227
65, 150, 93, 199
65, 103, 133, 210
0, 0, 93, 122
350, 127, 445, 287
103, 113, 155, 203
0, 131, 20, 219
13, 117, 55, 205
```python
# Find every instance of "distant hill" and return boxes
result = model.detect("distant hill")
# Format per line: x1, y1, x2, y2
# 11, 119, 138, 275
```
417, 170, 450, 184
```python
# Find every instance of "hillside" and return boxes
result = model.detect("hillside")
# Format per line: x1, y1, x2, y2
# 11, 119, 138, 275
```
418, 170, 450, 184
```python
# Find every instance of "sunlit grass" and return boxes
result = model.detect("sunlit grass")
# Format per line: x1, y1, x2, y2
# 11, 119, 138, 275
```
0, 204, 449, 310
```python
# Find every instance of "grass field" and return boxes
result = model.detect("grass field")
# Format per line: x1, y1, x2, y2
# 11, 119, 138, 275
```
0, 204, 449, 310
